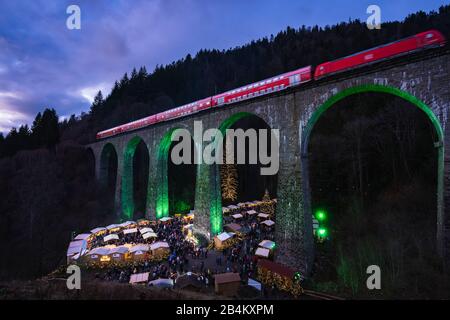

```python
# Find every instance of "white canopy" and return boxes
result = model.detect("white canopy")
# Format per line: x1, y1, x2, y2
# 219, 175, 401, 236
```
109, 246, 129, 255
67, 240, 85, 256
130, 244, 150, 253
258, 240, 275, 250
247, 210, 257, 215
129, 272, 149, 284
104, 234, 120, 242
257, 213, 269, 219
248, 278, 262, 291
216, 232, 233, 242
255, 247, 270, 258
90, 227, 106, 234
74, 233, 91, 241
123, 228, 138, 234
106, 224, 120, 230
261, 219, 275, 227
232, 213, 243, 219
148, 278, 174, 287
227, 205, 239, 209
237, 202, 246, 207
119, 221, 135, 227
89, 247, 110, 256
150, 241, 170, 251
159, 217, 172, 222
139, 227, 154, 234
142, 232, 158, 240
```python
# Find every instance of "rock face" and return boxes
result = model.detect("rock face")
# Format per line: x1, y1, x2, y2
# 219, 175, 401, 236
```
87, 48, 450, 274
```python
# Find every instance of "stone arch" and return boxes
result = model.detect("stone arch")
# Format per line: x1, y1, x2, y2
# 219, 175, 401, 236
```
155, 127, 197, 219
99, 143, 118, 192
300, 84, 444, 255
208, 111, 278, 236
121, 136, 150, 221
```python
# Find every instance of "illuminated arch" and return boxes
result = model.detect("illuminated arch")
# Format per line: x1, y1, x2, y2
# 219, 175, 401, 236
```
209, 112, 274, 235
121, 136, 149, 221
301, 84, 444, 250
99, 143, 118, 190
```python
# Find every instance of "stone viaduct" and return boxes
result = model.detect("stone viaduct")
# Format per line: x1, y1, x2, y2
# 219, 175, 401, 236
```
87, 47, 450, 273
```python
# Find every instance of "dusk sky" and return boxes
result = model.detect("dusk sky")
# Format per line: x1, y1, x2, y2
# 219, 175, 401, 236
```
0, 0, 448, 134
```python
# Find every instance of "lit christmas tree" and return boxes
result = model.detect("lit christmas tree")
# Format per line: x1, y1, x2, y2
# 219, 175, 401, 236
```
260, 189, 275, 215
221, 162, 238, 202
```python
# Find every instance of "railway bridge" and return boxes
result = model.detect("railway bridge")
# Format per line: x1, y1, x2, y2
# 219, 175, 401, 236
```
87, 47, 450, 272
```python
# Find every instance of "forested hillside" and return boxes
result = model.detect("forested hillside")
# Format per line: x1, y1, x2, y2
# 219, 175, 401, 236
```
0, 6, 449, 280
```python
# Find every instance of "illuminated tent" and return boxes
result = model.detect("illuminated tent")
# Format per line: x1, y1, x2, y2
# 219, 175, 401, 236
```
129, 272, 149, 284
119, 221, 136, 228
150, 241, 170, 259
255, 247, 270, 258
74, 233, 91, 241
142, 232, 158, 240
214, 232, 234, 249
139, 227, 154, 234
103, 234, 120, 242
137, 219, 150, 226
257, 213, 270, 219
246, 210, 257, 216
90, 227, 106, 235
129, 244, 150, 260
87, 247, 111, 263
258, 240, 275, 250
231, 213, 243, 220
224, 223, 242, 233
159, 217, 172, 222
66, 240, 87, 264
123, 228, 138, 235
261, 219, 275, 227
109, 245, 129, 261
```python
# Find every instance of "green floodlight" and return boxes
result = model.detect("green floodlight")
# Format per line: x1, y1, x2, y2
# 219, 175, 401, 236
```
315, 209, 327, 222
293, 271, 302, 282
317, 227, 328, 238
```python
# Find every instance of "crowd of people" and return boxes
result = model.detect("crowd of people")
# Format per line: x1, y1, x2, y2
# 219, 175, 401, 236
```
85, 201, 276, 294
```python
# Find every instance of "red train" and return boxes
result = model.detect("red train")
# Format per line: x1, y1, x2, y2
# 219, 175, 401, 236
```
96, 30, 445, 140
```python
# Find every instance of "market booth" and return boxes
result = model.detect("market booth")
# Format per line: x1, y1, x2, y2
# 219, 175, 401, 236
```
256, 259, 303, 297
66, 240, 87, 264
150, 241, 170, 259
130, 272, 149, 284
129, 244, 150, 261
255, 247, 270, 259
103, 233, 120, 244
261, 219, 275, 229
90, 227, 107, 236
86, 247, 111, 264
214, 232, 234, 250
214, 272, 241, 296
224, 223, 242, 234
109, 245, 129, 262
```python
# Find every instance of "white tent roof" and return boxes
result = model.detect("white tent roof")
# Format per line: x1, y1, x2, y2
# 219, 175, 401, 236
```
106, 224, 120, 230
109, 246, 129, 254
74, 233, 91, 241
257, 213, 269, 218
216, 232, 233, 242
129, 272, 149, 284
227, 205, 239, 209
237, 202, 246, 207
148, 278, 174, 287
247, 210, 257, 215
123, 228, 138, 234
261, 219, 275, 227
159, 217, 172, 222
255, 247, 270, 258
139, 227, 154, 234
89, 247, 110, 256
248, 278, 262, 291
104, 234, 120, 242
258, 240, 275, 249
232, 213, 243, 219
130, 244, 150, 253
150, 241, 170, 251
119, 221, 136, 227
90, 227, 106, 234
142, 232, 158, 240
67, 240, 85, 256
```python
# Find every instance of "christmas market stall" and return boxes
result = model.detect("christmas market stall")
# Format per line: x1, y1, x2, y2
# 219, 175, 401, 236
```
90, 227, 107, 236
231, 213, 243, 221
139, 227, 154, 234
214, 232, 235, 250
108, 245, 129, 262
66, 240, 87, 264
214, 272, 241, 296
129, 244, 150, 261
150, 241, 170, 260
137, 219, 151, 227
86, 247, 111, 264
256, 259, 303, 297
129, 272, 149, 284
103, 233, 120, 244
123, 227, 138, 235
106, 224, 121, 233
254, 247, 270, 259
142, 231, 158, 241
